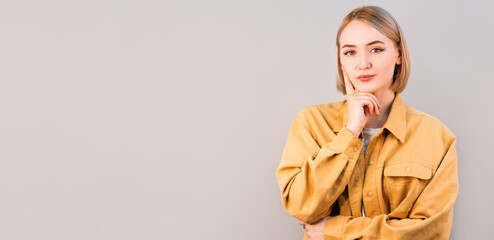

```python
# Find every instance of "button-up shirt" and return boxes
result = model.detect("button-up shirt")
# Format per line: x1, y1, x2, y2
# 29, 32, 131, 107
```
276, 93, 458, 239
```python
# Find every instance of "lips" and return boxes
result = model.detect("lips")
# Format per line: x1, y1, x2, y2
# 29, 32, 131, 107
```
357, 74, 375, 82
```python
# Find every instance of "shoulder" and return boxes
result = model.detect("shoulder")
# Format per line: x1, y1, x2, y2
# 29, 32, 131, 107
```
405, 105, 456, 141
294, 100, 345, 124
403, 105, 456, 167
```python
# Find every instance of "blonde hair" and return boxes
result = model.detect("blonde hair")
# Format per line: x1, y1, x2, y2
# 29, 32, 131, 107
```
336, 6, 410, 94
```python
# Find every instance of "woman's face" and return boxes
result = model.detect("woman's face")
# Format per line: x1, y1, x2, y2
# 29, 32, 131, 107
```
339, 20, 401, 95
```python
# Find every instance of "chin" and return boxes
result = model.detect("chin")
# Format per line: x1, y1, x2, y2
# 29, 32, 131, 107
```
355, 87, 378, 93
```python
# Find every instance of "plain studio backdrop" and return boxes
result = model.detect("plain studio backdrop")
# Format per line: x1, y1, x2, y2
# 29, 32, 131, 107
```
0, 0, 492, 239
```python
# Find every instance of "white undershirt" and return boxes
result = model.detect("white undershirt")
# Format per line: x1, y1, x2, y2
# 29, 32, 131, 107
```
361, 127, 382, 217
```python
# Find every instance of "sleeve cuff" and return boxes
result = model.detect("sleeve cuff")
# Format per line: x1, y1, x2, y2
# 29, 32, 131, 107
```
324, 215, 350, 239
323, 127, 363, 160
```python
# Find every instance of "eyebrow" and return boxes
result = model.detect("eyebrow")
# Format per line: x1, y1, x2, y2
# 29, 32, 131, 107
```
341, 40, 385, 48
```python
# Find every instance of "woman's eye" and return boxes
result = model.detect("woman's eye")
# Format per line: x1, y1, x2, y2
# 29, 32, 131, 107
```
371, 48, 384, 53
344, 50, 355, 56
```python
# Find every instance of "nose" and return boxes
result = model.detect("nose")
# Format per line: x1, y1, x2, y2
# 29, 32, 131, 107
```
357, 52, 372, 70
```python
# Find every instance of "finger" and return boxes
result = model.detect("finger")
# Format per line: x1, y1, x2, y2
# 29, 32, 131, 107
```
365, 100, 375, 116
355, 92, 381, 109
367, 93, 381, 109
366, 95, 380, 115
356, 97, 375, 116
361, 102, 372, 117
341, 65, 355, 95
355, 94, 380, 115
366, 99, 378, 116
367, 96, 380, 115
367, 99, 379, 115
299, 220, 305, 226
364, 105, 371, 116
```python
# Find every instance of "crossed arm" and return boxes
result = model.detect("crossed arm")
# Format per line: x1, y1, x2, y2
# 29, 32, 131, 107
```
276, 112, 459, 240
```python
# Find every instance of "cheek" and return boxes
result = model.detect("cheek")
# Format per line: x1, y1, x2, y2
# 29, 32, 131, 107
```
339, 56, 349, 66
339, 57, 355, 74
375, 54, 398, 74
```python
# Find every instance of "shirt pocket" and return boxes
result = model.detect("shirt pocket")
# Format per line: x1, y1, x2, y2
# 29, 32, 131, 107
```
383, 162, 433, 213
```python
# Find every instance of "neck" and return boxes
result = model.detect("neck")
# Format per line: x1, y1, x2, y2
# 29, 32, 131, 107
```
365, 90, 395, 128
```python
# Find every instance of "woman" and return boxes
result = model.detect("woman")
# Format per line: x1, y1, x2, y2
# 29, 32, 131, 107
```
276, 6, 458, 240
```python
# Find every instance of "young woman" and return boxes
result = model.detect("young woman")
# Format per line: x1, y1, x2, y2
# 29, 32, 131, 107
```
276, 6, 458, 240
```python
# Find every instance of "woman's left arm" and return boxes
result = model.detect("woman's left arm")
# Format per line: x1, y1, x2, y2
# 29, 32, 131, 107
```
304, 137, 458, 240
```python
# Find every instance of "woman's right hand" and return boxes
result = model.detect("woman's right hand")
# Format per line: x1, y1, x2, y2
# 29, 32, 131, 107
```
341, 66, 381, 137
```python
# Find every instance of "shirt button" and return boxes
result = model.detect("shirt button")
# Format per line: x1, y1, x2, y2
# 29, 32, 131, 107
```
406, 167, 411, 172
354, 147, 358, 152
369, 160, 374, 165
367, 192, 373, 198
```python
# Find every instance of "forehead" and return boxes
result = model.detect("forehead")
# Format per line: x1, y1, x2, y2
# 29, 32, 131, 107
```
339, 20, 393, 46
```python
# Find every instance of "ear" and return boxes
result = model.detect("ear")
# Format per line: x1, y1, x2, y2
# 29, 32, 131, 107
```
396, 48, 402, 65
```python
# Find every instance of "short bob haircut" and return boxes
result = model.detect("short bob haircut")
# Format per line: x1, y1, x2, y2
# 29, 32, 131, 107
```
336, 6, 410, 95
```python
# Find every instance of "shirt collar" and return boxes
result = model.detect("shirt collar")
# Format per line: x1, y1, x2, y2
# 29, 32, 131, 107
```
334, 93, 407, 143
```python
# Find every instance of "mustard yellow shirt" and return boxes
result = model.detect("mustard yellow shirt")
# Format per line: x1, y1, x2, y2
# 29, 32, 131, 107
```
276, 93, 458, 240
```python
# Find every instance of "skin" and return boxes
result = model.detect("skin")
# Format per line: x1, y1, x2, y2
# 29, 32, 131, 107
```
340, 20, 402, 136
298, 20, 402, 239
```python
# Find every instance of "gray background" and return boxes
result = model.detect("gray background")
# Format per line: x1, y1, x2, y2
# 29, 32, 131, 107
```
0, 0, 492, 239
